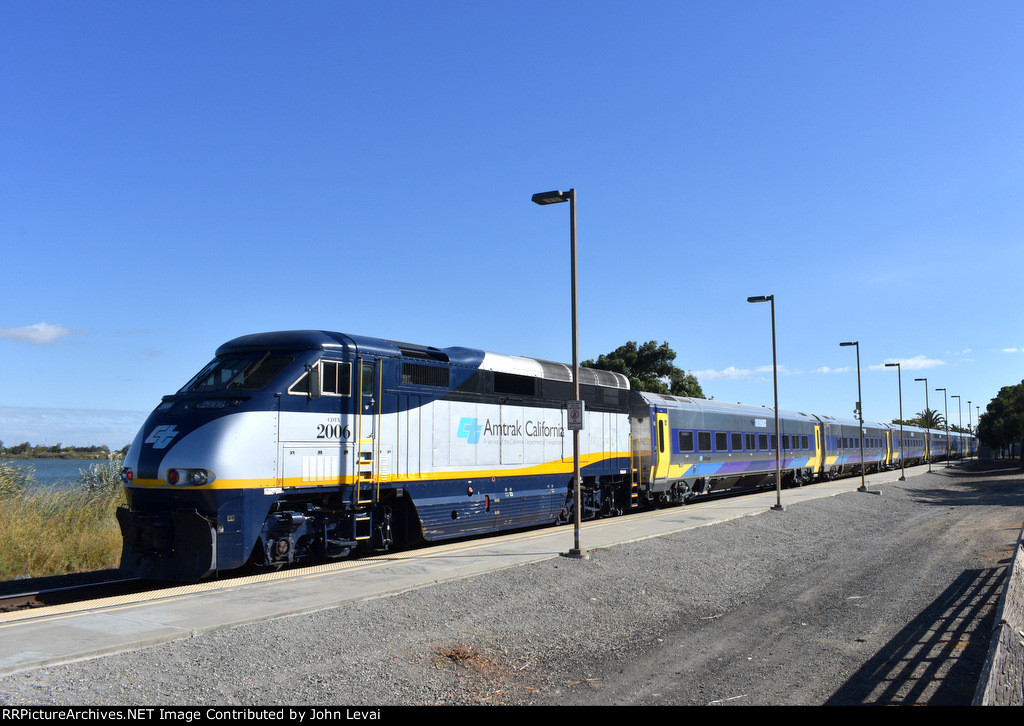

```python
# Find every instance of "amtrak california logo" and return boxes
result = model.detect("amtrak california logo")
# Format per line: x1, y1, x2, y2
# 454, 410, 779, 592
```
458, 417, 564, 444
457, 418, 483, 444
145, 424, 179, 449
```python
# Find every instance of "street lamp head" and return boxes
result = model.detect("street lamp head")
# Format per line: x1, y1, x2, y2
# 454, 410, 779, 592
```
914, 378, 926, 382
936, 387, 945, 392
840, 341, 857, 347
885, 363, 899, 369
747, 295, 772, 303
531, 190, 570, 205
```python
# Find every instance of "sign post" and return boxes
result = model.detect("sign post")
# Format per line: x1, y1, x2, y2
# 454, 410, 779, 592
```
567, 399, 585, 557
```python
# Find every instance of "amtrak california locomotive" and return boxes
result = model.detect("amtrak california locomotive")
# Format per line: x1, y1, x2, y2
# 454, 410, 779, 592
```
117, 330, 973, 581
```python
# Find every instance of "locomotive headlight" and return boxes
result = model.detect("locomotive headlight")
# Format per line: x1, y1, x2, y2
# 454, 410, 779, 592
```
165, 468, 213, 486
120, 467, 133, 483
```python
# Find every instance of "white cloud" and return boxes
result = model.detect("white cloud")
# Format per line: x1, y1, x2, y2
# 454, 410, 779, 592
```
693, 364, 796, 381
691, 366, 752, 381
813, 366, 850, 374
1002, 347, 1019, 353
0, 322, 72, 345
868, 355, 946, 371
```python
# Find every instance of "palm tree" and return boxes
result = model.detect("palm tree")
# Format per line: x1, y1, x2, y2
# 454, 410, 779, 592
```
915, 408, 945, 430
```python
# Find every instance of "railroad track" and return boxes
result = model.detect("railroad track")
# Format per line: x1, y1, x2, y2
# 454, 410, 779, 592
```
0, 578, 155, 613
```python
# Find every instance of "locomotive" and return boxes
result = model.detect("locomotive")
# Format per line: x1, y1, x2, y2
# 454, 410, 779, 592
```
116, 330, 973, 581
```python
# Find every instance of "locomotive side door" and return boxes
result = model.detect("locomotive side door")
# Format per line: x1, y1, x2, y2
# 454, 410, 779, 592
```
358, 360, 378, 501
355, 358, 381, 506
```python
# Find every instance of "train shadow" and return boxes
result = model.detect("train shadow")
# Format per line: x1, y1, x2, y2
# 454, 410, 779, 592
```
825, 564, 1008, 705
906, 459, 1024, 508
825, 460, 1023, 704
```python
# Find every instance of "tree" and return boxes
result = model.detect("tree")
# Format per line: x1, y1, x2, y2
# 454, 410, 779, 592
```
977, 381, 1024, 461
916, 408, 945, 430
892, 408, 945, 429
584, 340, 705, 398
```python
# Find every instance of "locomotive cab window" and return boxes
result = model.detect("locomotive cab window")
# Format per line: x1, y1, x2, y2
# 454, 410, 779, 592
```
288, 360, 352, 397
227, 355, 293, 391
181, 352, 294, 394
181, 356, 252, 393
323, 361, 350, 395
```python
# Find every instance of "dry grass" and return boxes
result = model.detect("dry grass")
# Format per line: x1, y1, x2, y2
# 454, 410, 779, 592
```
0, 462, 125, 580
435, 642, 488, 665
429, 641, 540, 704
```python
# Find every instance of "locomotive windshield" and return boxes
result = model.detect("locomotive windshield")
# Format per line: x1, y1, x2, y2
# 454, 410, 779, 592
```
178, 352, 294, 393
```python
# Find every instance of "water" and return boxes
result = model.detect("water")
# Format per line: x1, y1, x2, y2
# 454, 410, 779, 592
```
1, 459, 102, 488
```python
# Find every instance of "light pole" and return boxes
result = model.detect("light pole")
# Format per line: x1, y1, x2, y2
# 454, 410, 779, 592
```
532, 188, 584, 558
840, 341, 867, 491
748, 295, 783, 511
936, 387, 949, 468
968, 401, 973, 458
885, 363, 906, 481
915, 378, 931, 472
952, 395, 962, 461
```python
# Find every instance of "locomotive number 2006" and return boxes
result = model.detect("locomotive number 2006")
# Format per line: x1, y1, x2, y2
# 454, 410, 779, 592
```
317, 423, 351, 440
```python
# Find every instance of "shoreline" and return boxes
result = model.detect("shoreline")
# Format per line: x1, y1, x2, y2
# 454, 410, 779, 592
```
1, 456, 114, 461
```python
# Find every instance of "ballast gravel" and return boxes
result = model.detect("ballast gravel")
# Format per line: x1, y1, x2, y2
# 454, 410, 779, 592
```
1, 461, 1022, 706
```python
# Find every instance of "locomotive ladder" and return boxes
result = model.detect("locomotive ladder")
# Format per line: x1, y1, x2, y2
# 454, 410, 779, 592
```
352, 358, 383, 544
354, 443, 375, 543
629, 435, 641, 509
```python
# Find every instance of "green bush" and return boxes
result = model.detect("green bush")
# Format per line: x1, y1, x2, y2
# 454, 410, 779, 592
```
78, 453, 126, 493
0, 460, 126, 580
0, 461, 34, 498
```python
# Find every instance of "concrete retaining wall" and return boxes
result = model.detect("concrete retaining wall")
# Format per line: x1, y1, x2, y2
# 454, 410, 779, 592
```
974, 524, 1024, 706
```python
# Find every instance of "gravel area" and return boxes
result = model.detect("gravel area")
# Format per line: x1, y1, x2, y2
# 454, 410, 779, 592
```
1, 460, 1022, 706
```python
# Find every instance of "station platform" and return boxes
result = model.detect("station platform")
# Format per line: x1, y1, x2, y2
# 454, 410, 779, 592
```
0, 465, 925, 676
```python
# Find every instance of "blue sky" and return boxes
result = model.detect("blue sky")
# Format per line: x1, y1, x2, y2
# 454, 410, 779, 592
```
1, 1, 1021, 448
